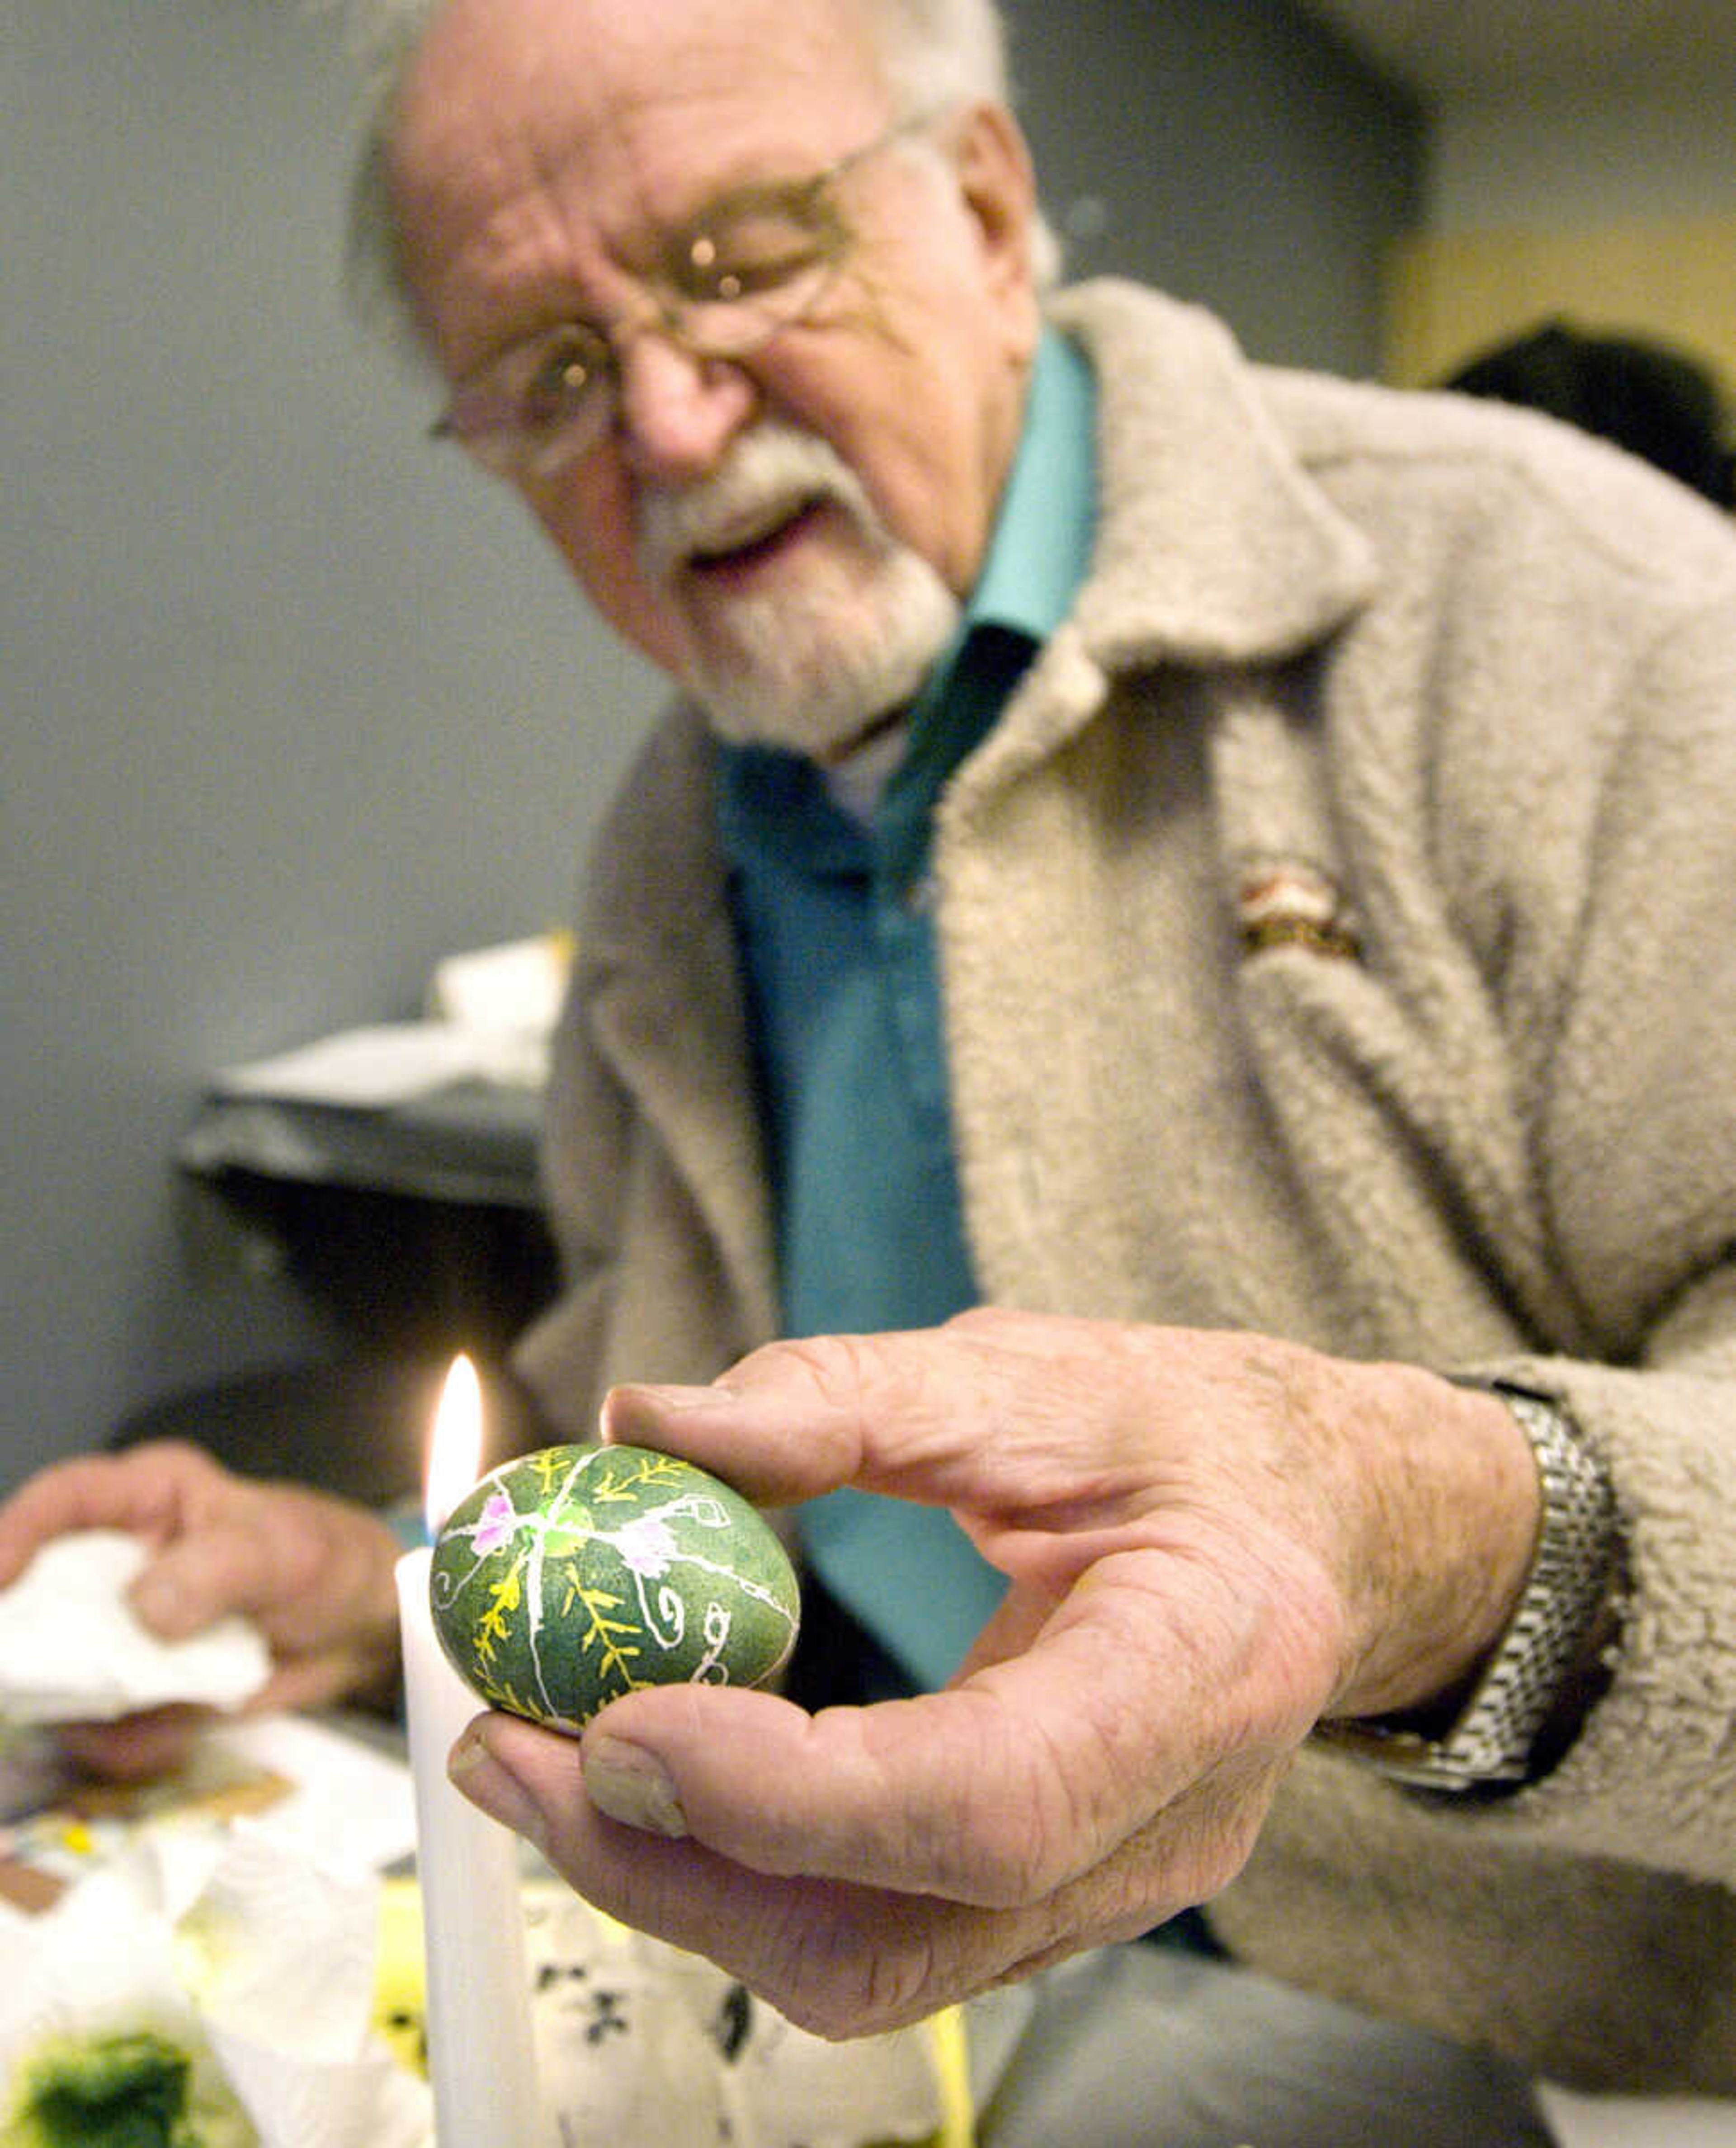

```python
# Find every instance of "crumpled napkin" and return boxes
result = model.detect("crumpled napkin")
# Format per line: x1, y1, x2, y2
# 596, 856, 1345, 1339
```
0, 1533, 271, 1725
0, 1824, 431, 2148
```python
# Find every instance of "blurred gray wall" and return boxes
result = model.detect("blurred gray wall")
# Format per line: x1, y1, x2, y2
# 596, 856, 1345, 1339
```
0, 1, 1420, 1491
1005, 0, 1420, 370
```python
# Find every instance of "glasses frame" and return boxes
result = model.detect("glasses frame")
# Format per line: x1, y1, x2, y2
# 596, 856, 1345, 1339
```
429, 105, 949, 482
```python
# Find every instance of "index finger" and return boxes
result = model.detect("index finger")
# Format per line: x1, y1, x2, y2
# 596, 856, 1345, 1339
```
599, 1312, 1158, 1518
0, 1446, 207, 1588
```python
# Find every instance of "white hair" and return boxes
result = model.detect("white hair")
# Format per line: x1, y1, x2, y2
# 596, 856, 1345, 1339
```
328, 0, 1059, 362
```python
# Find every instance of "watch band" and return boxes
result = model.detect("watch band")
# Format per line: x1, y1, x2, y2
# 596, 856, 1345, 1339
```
1317, 1382, 1620, 1792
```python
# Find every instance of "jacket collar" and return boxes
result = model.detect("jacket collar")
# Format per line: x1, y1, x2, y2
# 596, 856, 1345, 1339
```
1050, 279, 1378, 670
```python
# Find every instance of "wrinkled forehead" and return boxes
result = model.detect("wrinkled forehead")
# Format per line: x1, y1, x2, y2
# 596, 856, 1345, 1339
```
390, 0, 896, 243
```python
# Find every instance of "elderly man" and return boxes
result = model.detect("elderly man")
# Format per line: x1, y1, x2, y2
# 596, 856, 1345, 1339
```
5, 0, 1736, 2138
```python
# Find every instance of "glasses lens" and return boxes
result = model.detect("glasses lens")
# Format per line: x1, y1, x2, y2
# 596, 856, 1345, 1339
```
678, 260, 837, 356
661, 180, 848, 355
520, 326, 604, 424
439, 323, 612, 480
514, 325, 611, 473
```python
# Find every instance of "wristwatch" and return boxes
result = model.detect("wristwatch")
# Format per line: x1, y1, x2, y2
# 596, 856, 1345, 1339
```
1317, 1381, 1621, 1793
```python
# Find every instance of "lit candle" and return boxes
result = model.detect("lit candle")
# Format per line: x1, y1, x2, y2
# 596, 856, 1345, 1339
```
395, 1354, 543, 2144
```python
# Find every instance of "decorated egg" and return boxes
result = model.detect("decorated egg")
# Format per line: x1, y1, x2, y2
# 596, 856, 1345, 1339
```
429, 1444, 800, 1733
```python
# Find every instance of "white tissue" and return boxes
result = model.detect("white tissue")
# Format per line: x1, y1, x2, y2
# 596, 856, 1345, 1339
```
0, 1826, 432, 2148
191, 1831, 431, 2148
0, 1529, 272, 1725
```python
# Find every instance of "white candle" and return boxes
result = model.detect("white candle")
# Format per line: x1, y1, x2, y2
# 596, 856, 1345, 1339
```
396, 1355, 542, 2145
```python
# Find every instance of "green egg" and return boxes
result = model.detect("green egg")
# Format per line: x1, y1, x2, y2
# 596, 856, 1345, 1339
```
429, 1444, 801, 1733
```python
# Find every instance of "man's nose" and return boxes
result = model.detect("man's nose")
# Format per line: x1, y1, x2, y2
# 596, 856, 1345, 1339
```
613, 331, 759, 483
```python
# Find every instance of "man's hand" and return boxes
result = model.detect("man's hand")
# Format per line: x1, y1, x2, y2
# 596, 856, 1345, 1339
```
447, 1309, 1538, 2037
0, 1440, 404, 1778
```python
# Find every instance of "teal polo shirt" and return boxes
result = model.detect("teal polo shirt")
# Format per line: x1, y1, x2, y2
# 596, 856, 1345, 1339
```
717, 330, 1096, 1690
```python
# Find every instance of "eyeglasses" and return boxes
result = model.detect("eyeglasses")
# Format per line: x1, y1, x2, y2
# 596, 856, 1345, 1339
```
431, 108, 944, 483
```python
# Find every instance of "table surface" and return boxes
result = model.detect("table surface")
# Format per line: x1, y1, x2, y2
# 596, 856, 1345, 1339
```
179, 1077, 544, 1210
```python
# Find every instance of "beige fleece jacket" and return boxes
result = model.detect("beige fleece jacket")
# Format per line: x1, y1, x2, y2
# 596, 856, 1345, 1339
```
514, 281, 1736, 2090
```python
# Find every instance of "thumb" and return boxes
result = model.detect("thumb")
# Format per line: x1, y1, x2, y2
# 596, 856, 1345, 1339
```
127, 1520, 288, 1639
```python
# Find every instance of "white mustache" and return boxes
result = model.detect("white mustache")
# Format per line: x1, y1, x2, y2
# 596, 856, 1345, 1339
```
635, 422, 881, 581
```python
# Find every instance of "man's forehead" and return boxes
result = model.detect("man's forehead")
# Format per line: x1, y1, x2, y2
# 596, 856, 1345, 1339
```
400, 0, 888, 137
394, 0, 893, 233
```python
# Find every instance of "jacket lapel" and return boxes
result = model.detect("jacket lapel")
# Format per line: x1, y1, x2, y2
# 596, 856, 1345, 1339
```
579, 710, 779, 1345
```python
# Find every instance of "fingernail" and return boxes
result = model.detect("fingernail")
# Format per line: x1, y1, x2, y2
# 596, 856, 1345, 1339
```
449, 1730, 549, 1853
582, 1734, 689, 1838
605, 1381, 735, 1422
600, 1383, 739, 1448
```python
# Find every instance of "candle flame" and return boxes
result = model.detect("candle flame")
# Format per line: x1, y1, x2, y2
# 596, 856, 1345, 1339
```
425, 1354, 484, 1536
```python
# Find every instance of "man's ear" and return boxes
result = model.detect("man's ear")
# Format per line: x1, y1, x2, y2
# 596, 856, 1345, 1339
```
952, 99, 1041, 350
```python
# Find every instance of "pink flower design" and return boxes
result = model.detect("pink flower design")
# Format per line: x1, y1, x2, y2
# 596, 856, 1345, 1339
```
613, 1515, 678, 1577
472, 1491, 519, 1556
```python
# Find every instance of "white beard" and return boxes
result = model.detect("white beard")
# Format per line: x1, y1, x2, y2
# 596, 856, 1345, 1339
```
636, 421, 961, 761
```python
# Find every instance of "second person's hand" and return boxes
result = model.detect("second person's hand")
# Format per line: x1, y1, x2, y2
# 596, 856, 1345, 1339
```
0, 1439, 405, 1778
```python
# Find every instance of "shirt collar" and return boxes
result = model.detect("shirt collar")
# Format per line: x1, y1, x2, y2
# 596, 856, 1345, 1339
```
964, 323, 1097, 647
